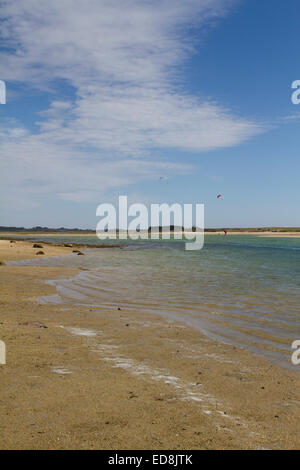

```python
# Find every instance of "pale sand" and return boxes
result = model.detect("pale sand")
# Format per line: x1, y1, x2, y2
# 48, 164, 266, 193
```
0, 239, 73, 262
0, 239, 299, 449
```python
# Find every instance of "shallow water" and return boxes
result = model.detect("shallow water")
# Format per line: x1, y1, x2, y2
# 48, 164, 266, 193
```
10, 234, 300, 370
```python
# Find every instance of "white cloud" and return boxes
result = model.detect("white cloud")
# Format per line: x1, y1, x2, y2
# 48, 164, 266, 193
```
0, 0, 263, 213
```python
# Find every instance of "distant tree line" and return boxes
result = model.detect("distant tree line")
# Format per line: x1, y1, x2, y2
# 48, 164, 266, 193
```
0, 226, 95, 233
0, 226, 299, 233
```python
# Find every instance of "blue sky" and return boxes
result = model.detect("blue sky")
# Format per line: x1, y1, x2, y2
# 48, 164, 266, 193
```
0, 0, 299, 228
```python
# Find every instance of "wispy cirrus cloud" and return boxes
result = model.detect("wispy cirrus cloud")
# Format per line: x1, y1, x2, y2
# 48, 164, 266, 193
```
0, 0, 263, 215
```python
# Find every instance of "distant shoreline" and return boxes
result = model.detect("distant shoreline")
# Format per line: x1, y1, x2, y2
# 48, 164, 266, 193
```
1, 226, 300, 234
1, 230, 300, 239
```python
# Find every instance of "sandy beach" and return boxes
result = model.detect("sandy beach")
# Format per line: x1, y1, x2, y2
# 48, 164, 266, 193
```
0, 239, 300, 449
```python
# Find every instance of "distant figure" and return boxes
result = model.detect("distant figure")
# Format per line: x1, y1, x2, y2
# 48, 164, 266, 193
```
224, 230, 227, 236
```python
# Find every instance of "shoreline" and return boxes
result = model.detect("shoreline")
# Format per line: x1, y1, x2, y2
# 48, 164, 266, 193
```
0, 239, 300, 449
0, 236, 123, 252
1, 230, 300, 239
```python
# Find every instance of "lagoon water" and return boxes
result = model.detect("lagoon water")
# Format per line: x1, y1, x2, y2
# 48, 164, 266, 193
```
11, 234, 300, 369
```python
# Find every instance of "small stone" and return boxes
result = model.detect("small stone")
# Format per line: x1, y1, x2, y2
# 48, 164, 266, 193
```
33, 322, 48, 329
129, 393, 138, 399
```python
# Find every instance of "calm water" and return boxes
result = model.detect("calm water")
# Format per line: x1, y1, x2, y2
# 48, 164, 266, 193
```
10, 234, 300, 369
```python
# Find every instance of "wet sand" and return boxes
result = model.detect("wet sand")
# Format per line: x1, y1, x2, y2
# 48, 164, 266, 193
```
0, 239, 299, 449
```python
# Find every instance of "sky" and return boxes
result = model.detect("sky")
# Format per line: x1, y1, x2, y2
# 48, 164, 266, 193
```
0, 0, 299, 229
